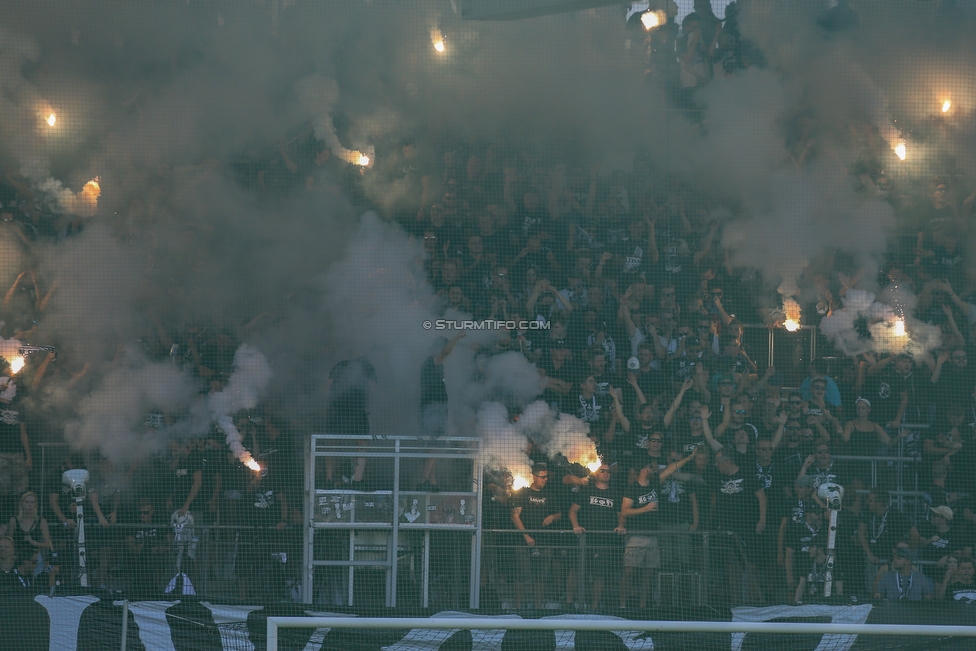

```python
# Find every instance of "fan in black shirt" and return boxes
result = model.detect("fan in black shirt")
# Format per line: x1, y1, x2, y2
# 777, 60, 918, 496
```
569, 463, 623, 610
510, 463, 561, 609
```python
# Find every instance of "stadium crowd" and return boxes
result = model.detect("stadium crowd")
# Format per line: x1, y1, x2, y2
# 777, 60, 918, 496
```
0, 0, 975, 615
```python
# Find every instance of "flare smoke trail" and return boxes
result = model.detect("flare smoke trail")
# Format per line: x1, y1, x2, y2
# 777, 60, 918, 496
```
208, 344, 273, 466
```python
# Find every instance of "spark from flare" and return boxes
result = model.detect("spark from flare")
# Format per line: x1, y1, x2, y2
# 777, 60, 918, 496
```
894, 141, 906, 161
46, 113, 57, 127
942, 99, 951, 113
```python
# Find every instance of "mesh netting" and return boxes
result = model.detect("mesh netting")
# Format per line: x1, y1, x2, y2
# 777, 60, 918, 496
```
0, 0, 975, 649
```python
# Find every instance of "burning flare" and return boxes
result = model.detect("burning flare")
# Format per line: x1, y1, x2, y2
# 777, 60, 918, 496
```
586, 459, 602, 473
942, 99, 952, 113
512, 474, 530, 490
337, 145, 374, 168
46, 113, 57, 127
641, 10, 665, 30
894, 141, 907, 161
430, 28, 446, 53
782, 296, 802, 332
893, 319, 906, 337
8, 356, 24, 374
243, 455, 262, 473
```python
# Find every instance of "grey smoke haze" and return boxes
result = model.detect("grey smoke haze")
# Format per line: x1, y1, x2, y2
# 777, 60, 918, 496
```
0, 0, 974, 462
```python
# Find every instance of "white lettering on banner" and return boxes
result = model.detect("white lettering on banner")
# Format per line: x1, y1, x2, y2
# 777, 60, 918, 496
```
126, 601, 181, 651
290, 611, 356, 651
542, 614, 654, 650
199, 602, 264, 651
384, 611, 520, 651
34, 594, 100, 651
730, 604, 873, 651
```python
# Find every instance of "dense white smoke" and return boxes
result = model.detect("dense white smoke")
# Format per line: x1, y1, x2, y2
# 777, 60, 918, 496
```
477, 401, 532, 483
208, 344, 273, 467
515, 400, 600, 468
63, 351, 197, 463
819, 288, 942, 357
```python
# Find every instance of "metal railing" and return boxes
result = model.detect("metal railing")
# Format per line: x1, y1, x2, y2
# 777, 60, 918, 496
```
482, 528, 731, 609
45, 522, 301, 600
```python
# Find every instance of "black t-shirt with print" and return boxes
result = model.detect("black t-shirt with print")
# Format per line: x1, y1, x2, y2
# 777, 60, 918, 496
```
574, 484, 620, 541
863, 368, 908, 426
625, 481, 660, 533
511, 484, 559, 534
710, 466, 763, 533
659, 475, 696, 525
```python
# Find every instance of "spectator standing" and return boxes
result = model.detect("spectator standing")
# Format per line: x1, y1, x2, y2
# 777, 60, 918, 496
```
510, 462, 560, 610
0, 369, 29, 514
569, 463, 624, 610
418, 334, 465, 491
619, 459, 661, 609
324, 357, 377, 487
123, 498, 168, 596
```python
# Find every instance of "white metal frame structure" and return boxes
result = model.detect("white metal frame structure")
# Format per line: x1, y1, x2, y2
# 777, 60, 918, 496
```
267, 617, 976, 651
303, 434, 484, 608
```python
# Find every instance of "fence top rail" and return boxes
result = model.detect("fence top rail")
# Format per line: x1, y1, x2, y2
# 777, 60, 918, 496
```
267, 617, 976, 636
832, 454, 921, 462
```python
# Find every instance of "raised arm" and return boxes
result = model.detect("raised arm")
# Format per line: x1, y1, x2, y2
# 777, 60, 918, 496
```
699, 405, 724, 453
663, 379, 694, 428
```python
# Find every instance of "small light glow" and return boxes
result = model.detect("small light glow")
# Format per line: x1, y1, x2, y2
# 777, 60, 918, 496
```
894, 141, 907, 161
784, 319, 800, 332
893, 320, 906, 337
9, 356, 25, 374
942, 99, 952, 113
431, 28, 446, 53
46, 113, 57, 127
512, 475, 530, 490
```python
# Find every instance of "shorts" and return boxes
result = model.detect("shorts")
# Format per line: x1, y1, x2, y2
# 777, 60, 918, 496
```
516, 545, 552, 580
421, 402, 448, 445
624, 535, 660, 569
583, 538, 619, 576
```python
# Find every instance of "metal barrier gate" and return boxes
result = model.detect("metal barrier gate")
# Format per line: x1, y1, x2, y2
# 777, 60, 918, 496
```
303, 434, 483, 608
